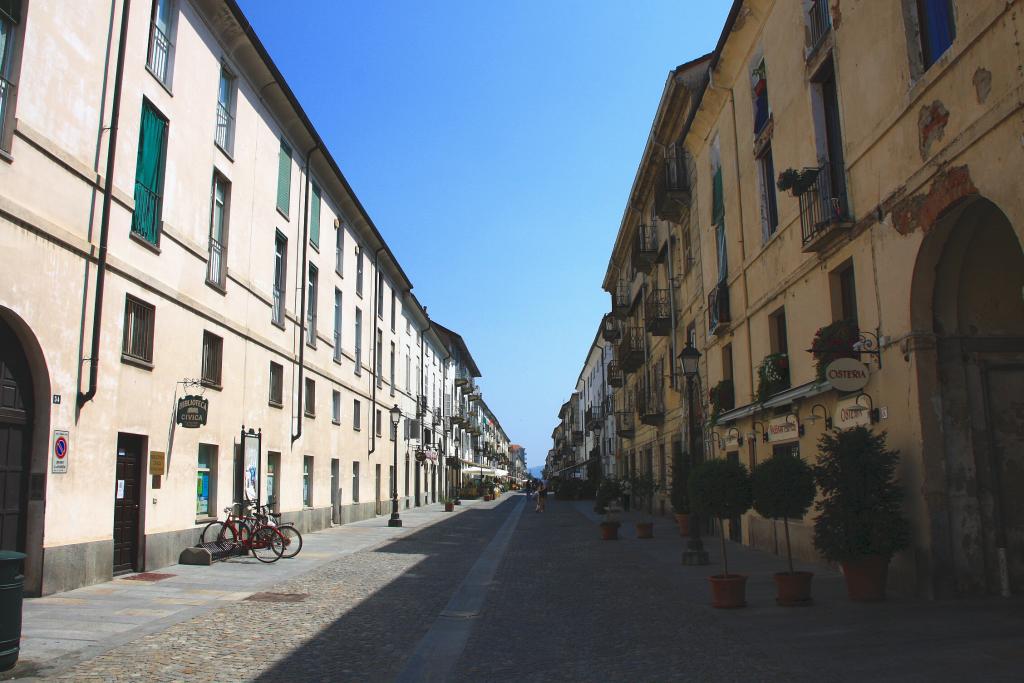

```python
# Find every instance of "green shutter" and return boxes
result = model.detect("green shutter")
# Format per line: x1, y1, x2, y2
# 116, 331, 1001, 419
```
277, 141, 291, 215
310, 183, 321, 248
131, 102, 167, 245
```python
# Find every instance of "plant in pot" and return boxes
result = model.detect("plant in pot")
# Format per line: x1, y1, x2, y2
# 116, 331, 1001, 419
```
812, 427, 910, 602
688, 458, 753, 608
669, 447, 691, 537
752, 451, 817, 605
442, 496, 455, 512
631, 472, 658, 539
594, 478, 623, 540
811, 319, 860, 381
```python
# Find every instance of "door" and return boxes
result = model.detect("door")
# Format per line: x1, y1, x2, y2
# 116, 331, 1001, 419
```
414, 463, 421, 507
113, 433, 143, 574
0, 322, 33, 553
374, 464, 381, 515
331, 459, 339, 523
984, 365, 1024, 594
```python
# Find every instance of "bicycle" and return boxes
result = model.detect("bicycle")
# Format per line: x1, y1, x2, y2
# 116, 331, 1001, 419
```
255, 505, 303, 559
200, 504, 286, 563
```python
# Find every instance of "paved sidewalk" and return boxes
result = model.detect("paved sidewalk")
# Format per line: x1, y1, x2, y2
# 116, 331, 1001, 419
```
6, 497, 488, 681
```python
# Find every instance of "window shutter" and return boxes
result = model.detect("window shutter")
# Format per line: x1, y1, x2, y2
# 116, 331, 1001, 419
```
310, 183, 321, 247
277, 141, 291, 215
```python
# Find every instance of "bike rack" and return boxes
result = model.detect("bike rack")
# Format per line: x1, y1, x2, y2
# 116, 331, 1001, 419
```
198, 540, 244, 562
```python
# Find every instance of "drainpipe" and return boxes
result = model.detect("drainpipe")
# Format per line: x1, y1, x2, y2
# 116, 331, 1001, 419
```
79, 0, 131, 408
368, 246, 385, 455
292, 144, 320, 443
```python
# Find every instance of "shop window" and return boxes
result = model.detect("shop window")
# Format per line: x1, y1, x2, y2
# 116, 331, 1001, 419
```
196, 444, 217, 520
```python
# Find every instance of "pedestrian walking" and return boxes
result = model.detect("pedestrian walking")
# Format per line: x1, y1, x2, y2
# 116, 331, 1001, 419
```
621, 477, 632, 512
536, 481, 548, 512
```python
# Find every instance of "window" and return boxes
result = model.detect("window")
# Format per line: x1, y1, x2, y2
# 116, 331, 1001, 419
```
306, 264, 318, 347
277, 140, 291, 216
751, 58, 770, 136
832, 261, 859, 324
406, 347, 411, 392
376, 330, 383, 388
332, 389, 341, 424
201, 331, 223, 387
682, 226, 693, 275
376, 409, 382, 437
207, 173, 230, 288
917, 0, 955, 70
196, 444, 217, 519
352, 461, 360, 503
770, 308, 789, 357
389, 342, 396, 396
122, 295, 155, 364
711, 143, 727, 284
391, 291, 396, 331
273, 232, 287, 327
757, 146, 779, 241
266, 452, 280, 511
722, 344, 734, 382
131, 101, 168, 246
303, 456, 313, 507
377, 272, 384, 319
304, 377, 315, 417
335, 221, 344, 274
146, 0, 174, 86
214, 66, 235, 154
0, 0, 21, 153
310, 182, 321, 249
354, 308, 363, 374
353, 399, 361, 430
269, 361, 283, 406
356, 246, 364, 297
333, 288, 343, 362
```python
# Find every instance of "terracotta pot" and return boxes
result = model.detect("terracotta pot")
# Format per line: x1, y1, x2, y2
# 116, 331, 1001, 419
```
483, 495, 492, 501
444, 503, 454, 512
773, 571, 814, 606
840, 555, 890, 602
636, 521, 654, 539
709, 574, 747, 608
600, 522, 620, 541
674, 513, 690, 537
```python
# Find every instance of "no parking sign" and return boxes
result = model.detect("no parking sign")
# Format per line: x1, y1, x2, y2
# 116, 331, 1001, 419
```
52, 430, 69, 474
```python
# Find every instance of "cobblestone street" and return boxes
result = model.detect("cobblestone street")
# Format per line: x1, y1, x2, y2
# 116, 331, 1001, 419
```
9, 493, 1024, 682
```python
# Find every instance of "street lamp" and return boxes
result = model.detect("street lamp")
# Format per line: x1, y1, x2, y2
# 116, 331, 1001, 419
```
388, 404, 403, 527
678, 342, 709, 565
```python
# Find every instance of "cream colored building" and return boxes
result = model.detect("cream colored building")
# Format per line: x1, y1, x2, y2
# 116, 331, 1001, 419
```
0, 0, 511, 595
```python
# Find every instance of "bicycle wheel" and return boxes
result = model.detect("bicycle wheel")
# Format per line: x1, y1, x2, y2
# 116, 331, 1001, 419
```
277, 525, 303, 559
250, 526, 285, 563
200, 520, 237, 545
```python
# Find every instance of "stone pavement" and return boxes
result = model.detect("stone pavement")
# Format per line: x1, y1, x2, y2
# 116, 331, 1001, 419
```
7, 492, 1024, 682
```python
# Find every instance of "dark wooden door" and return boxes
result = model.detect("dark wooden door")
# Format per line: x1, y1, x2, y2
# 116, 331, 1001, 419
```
0, 322, 33, 553
984, 365, 1024, 594
113, 434, 143, 574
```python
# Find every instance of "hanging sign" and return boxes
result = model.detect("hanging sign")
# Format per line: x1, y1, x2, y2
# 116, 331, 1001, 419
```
51, 430, 70, 474
724, 431, 741, 450
767, 415, 800, 444
415, 449, 427, 463
835, 395, 871, 430
424, 449, 439, 462
176, 395, 209, 428
825, 358, 870, 392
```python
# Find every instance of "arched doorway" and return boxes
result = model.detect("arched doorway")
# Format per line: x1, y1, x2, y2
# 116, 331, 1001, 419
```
0, 317, 33, 553
912, 197, 1024, 597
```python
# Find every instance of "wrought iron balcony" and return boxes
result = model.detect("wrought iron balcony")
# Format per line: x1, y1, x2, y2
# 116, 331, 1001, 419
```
601, 313, 621, 342
572, 429, 584, 446
638, 380, 665, 426
645, 289, 671, 336
654, 147, 691, 222
607, 362, 624, 388
616, 411, 636, 439
612, 280, 631, 320
631, 224, 658, 273
797, 164, 851, 253
585, 406, 603, 430
454, 366, 471, 386
708, 281, 731, 336
808, 0, 832, 53
618, 327, 645, 374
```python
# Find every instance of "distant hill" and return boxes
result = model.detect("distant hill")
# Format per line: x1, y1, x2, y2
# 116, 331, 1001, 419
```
528, 465, 545, 479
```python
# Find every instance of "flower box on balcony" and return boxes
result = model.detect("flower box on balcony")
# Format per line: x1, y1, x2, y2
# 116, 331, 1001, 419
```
755, 354, 791, 403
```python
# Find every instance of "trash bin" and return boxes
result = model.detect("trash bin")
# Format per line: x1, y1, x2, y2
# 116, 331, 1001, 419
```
0, 551, 26, 672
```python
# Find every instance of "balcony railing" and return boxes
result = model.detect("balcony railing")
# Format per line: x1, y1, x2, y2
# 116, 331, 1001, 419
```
631, 224, 658, 273
616, 411, 636, 439
454, 366, 471, 386
612, 280, 631, 319
638, 378, 665, 426
147, 21, 172, 85
808, 0, 832, 52
215, 101, 234, 154
601, 313, 621, 342
644, 289, 671, 336
0, 76, 14, 153
618, 327, 645, 374
708, 281, 731, 335
572, 430, 584, 446
654, 147, 690, 222
585, 406, 603, 430
607, 362, 624, 388
797, 164, 850, 253
131, 182, 162, 245
207, 237, 225, 287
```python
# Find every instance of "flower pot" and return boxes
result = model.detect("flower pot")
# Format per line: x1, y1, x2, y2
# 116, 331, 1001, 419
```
444, 503, 454, 512
636, 521, 654, 539
840, 555, 890, 602
709, 574, 747, 608
674, 513, 690, 537
483, 495, 492, 501
600, 522, 620, 541
773, 571, 813, 606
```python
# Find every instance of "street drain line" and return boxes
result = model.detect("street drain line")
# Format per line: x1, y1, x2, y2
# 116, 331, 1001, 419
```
395, 496, 526, 683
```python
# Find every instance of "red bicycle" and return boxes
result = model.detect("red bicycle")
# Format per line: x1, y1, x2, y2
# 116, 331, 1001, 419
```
200, 504, 286, 563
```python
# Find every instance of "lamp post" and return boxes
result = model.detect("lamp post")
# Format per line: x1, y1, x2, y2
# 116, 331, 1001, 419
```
678, 342, 709, 565
388, 404, 403, 527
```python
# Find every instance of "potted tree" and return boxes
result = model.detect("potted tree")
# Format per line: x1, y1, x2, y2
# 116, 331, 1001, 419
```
594, 479, 623, 540
812, 427, 910, 601
752, 452, 817, 605
669, 448, 691, 537
442, 496, 455, 512
689, 458, 753, 608
631, 472, 657, 539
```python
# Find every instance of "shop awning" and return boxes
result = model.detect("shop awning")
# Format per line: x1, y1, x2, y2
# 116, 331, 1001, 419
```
716, 379, 833, 424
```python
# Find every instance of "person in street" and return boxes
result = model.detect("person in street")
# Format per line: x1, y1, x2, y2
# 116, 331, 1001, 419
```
536, 481, 548, 512
621, 477, 632, 512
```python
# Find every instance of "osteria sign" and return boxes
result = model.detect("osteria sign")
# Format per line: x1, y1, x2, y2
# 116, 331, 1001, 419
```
825, 358, 870, 392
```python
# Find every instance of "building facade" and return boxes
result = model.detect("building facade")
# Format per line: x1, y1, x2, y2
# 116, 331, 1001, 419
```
0, 0, 512, 595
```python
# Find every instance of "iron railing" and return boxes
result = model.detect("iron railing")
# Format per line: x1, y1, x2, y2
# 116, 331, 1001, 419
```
645, 289, 671, 336
272, 287, 284, 327
708, 280, 731, 335
618, 326, 645, 373
607, 362, 624, 388
147, 21, 172, 84
131, 182, 162, 245
122, 296, 155, 363
215, 101, 234, 153
655, 146, 691, 221
632, 223, 657, 272
797, 164, 849, 248
207, 237, 225, 287
612, 280, 631, 318
809, 0, 832, 51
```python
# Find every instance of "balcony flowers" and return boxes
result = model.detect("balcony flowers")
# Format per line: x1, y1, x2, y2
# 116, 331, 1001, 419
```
811, 319, 859, 381
756, 353, 790, 403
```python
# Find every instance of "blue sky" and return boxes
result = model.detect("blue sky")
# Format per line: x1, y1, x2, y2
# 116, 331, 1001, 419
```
238, 1, 731, 467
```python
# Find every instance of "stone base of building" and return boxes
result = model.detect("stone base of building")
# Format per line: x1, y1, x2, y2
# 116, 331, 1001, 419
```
40, 539, 114, 596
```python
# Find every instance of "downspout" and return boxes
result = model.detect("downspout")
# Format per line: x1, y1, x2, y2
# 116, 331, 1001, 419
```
79, 0, 131, 408
292, 143, 319, 443
368, 246, 385, 455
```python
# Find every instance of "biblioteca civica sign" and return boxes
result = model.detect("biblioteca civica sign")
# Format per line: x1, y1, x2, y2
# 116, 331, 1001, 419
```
176, 395, 209, 428
825, 358, 870, 392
